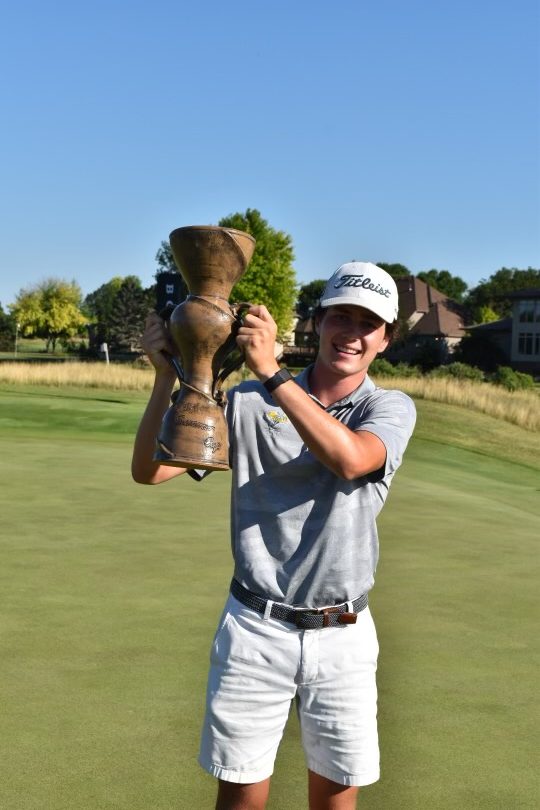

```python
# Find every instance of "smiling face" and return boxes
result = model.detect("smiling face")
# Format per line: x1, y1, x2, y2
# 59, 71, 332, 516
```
313, 304, 390, 386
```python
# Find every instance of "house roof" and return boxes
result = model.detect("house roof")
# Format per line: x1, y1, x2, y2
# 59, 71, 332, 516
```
396, 275, 466, 338
396, 276, 447, 319
466, 317, 512, 333
410, 301, 465, 338
506, 288, 540, 300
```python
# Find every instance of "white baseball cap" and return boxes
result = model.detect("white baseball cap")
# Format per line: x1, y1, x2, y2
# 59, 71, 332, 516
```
319, 262, 399, 323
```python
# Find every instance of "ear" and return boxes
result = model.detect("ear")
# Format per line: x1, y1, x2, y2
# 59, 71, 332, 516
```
376, 334, 390, 355
313, 306, 327, 335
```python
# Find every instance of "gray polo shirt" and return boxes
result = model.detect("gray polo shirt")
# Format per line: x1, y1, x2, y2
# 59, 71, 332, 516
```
221, 367, 416, 608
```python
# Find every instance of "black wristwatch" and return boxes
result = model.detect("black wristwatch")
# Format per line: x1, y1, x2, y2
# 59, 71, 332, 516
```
263, 368, 294, 394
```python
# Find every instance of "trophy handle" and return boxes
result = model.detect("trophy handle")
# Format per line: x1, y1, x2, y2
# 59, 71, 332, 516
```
159, 307, 186, 387
214, 302, 252, 396
231, 302, 253, 319
168, 355, 185, 386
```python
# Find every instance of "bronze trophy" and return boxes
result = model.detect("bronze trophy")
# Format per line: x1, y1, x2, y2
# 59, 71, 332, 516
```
154, 225, 256, 470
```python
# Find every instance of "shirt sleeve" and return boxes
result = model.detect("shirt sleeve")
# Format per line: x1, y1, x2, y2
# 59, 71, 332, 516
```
353, 389, 416, 479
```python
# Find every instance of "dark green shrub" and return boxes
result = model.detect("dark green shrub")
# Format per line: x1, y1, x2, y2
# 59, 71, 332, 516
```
430, 362, 484, 382
371, 359, 422, 378
491, 366, 535, 391
393, 362, 422, 378
370, 358, 398, 376
410, 337, 446, 371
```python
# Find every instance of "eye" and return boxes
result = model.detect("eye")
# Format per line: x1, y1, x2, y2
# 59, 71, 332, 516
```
328, 312, 349, 324
362, 318, 382, 331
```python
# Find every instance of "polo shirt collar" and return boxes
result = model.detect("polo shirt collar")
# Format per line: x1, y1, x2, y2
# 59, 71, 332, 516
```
294, 365, 376, 410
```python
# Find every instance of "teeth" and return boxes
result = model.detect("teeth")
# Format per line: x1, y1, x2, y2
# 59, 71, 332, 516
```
335, 344, 359, 355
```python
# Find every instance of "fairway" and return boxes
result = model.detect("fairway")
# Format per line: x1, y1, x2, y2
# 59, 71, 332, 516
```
1, 387, 538, 809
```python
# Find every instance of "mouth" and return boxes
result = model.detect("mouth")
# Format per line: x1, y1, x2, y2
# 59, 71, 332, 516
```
333, 343, 360, 356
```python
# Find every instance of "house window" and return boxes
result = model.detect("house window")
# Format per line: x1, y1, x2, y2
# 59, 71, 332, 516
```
518, 333, 534, 355
518, 300, 540, 323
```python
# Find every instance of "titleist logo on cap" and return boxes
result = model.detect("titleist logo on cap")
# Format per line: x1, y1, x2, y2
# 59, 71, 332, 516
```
333, 274, 392, 299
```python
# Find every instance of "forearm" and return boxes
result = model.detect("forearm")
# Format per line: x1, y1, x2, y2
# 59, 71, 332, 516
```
267, 379, 385, 480
131, 370, 187, 484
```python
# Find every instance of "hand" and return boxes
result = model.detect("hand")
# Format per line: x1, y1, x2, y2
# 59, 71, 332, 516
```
141, 312, 176, 375
236, 305, 280, 380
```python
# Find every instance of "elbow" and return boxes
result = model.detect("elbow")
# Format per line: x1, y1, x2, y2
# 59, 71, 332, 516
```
132, 472, 150, 485
337, 465, 363, 482
131, 465, 156, 485
328, 458, 362, 481
332, 442, 386, 481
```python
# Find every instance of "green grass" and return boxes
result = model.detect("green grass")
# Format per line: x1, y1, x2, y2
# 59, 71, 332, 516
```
0, 336, 64, 360
0, 385, 538, 809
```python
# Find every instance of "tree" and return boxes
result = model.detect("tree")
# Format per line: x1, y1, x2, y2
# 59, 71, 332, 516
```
416, 269, 468, 302
85, 275, 155, 353
217, 209, 297, 338
155, 241, 176, 273
376, 262, 410, 279
296, 279, 327, 319
107, 276, 149, 352
0, 302, 16, 351
465, 267, 540, 319
10, 278, 88, 352
83, 277, 124, 345
474, 305, 500, 324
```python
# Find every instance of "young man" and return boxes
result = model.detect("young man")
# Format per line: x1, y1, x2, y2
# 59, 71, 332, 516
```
132, 261, 416, 810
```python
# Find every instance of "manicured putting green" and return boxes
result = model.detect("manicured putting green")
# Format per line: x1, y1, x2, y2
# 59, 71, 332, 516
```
0, 387, 538, 808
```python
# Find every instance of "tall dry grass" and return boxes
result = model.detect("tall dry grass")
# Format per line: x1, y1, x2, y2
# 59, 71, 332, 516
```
0, 361, 248, 393
373, 375, 539, 432
0, 362, 155, 391
0, 362, 538, 432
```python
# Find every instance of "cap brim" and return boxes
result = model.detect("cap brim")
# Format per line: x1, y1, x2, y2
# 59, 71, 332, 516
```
320, 295, 396, 323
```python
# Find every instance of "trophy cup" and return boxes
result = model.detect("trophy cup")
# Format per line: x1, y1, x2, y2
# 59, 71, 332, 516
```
154, 225, 256, 470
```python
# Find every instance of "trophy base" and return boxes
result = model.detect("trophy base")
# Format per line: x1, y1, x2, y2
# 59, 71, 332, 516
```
154, 377, 231, 471
153, 439, 231, 472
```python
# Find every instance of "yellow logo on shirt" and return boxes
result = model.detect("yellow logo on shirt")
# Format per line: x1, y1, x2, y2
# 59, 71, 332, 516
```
265, 409, 289, 426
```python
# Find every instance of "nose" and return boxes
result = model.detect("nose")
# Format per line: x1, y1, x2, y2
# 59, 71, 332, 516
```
339, 320, 367, 339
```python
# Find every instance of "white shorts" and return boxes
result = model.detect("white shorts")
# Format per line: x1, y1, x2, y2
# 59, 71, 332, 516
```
198, 593, 380, 787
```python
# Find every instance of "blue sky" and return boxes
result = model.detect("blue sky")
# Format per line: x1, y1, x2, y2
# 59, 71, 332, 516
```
0, 0, 538, 308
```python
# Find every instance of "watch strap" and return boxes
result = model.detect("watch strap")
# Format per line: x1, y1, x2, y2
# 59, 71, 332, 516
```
263, 368, 294, 394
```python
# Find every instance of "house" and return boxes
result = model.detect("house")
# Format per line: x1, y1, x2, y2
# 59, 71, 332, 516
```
510, 289, 540, 372
387, 276, 467, 364
465, 288, 540, 375
281, 315, 317, 366
397, 276, 466, 341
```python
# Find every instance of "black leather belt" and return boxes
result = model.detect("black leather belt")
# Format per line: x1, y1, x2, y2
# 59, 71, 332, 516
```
230, 578, 368, 630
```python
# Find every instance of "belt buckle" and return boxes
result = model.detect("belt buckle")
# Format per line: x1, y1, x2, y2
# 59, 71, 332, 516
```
294, 605, 357, 629
319, 606, 358, 627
